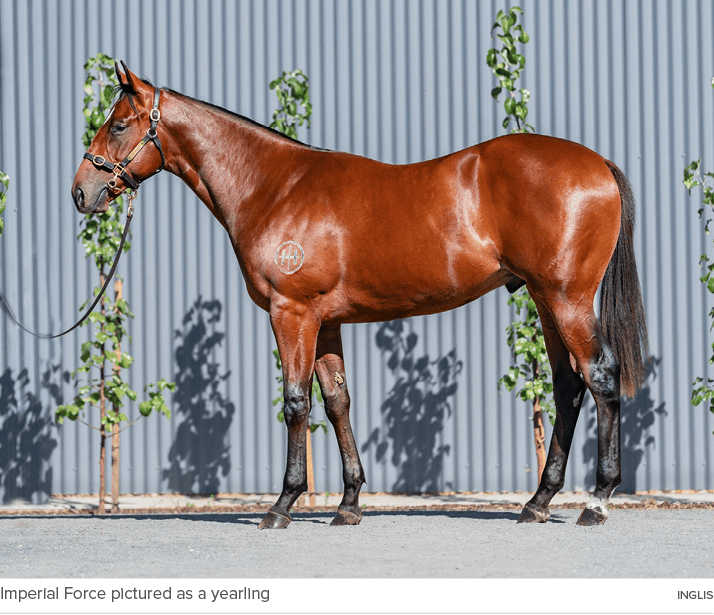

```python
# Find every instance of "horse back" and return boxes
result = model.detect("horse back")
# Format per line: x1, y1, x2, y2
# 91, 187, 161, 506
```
243, 134, 620, 323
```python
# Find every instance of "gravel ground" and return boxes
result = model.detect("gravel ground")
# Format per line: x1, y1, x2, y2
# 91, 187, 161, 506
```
1, 508, 712, 578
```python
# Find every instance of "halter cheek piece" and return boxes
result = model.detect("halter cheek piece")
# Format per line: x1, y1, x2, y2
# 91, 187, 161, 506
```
83, 87, 165, 192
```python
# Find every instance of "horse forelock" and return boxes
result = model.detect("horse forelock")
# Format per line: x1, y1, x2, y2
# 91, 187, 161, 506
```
110, 77, 155, 115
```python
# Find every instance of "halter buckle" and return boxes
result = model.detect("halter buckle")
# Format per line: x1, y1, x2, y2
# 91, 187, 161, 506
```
150, 108, 160, 123
92, 155, 106, 167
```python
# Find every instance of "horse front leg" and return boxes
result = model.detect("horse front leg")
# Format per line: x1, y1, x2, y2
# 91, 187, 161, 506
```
258, 309, 320, 530
314, 325, 366, 526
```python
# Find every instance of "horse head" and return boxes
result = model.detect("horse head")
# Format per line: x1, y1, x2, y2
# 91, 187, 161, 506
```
72, 62, 165, 214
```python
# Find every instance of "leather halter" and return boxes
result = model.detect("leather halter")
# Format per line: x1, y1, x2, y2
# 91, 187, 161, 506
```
83, 87, 165, 192
0, 88, 164, 340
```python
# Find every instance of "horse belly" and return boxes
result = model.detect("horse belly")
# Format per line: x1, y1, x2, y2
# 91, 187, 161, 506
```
338, 236, 505, 322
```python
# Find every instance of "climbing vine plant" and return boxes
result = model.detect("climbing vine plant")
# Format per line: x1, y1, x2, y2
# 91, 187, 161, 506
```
684, 77, 714, 432
56, 54, 174, 512
489, 8, 554, 481
486, 6, 534, 133
269, 69, 312, 139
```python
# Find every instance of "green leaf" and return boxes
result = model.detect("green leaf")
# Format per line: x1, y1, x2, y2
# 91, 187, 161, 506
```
486, 48, 497, 67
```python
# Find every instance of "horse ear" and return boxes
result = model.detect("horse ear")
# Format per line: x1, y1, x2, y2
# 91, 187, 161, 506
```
114, 61, 124, 86
119, 61, 137, 94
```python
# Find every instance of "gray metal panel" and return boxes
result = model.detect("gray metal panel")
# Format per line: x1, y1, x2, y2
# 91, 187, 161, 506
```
1, 0, 713, 501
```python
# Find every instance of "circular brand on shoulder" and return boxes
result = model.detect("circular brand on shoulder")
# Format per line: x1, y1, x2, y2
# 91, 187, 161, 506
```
274, 241, 305, 274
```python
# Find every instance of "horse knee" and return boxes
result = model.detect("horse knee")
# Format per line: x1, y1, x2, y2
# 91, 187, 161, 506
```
283, 384, 310, 424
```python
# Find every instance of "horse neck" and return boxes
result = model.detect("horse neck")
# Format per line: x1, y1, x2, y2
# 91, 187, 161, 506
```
160, 90, 304, 234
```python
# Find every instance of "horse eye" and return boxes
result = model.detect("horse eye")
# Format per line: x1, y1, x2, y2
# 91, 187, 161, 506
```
111, 124, 127, 136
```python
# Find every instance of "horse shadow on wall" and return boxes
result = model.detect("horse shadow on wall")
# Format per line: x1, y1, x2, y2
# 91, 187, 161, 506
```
582, 356, 666, 492
361, 320, 462, 492
0, 366, 59, 503
163, 297, 235, 494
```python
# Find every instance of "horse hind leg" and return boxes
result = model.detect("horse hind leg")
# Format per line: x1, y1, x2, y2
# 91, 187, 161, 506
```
518, 296, 587, 523
314, 325, 366, 525
527, 296, 621, 526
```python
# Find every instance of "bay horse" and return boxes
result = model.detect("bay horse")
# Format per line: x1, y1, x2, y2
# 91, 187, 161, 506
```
72, 63, 649, 528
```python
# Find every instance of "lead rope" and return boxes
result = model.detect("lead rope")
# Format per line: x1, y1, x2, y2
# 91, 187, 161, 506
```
0, 192, 136, 339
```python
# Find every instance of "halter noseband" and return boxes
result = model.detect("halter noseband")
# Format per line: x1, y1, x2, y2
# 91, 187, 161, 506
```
83, 87, 165, 192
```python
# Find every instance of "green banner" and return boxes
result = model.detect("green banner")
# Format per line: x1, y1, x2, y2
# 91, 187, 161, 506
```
0, 579, 714, 613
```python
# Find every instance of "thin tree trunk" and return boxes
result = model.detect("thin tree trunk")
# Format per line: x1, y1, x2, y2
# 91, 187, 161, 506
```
532, 359, 547, 482
111, 423, 119, 512
532, 396, 546, 481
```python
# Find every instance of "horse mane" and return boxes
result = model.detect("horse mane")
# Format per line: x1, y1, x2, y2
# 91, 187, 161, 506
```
164, 88, 329, 153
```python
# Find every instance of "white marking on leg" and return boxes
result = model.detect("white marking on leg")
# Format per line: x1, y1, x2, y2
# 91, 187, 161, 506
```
585, 494, 610, 518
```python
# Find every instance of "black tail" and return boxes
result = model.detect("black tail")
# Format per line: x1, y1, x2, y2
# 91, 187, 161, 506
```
600, 160, 650, 398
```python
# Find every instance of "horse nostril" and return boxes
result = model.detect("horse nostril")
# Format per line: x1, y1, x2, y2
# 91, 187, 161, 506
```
73, 187, 85, 211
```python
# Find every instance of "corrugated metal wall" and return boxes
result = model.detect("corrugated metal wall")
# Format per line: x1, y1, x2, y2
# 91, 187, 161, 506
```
1, 0, 713, 502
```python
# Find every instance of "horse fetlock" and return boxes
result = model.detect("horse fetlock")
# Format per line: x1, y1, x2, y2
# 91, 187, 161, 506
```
579, 493, 611, 526
585, 496, 610, 517
539, 466, 566, 496
283, 467, 309, 496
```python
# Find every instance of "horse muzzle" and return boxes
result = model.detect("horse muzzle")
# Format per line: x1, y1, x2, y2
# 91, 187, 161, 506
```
72, 184, 110, 214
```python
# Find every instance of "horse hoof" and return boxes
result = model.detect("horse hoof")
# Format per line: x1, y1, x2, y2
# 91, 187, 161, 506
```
576, 507, 608, 526
257, 510, 291, 529
330, 508, 363, 526
517, 504, 550, 523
